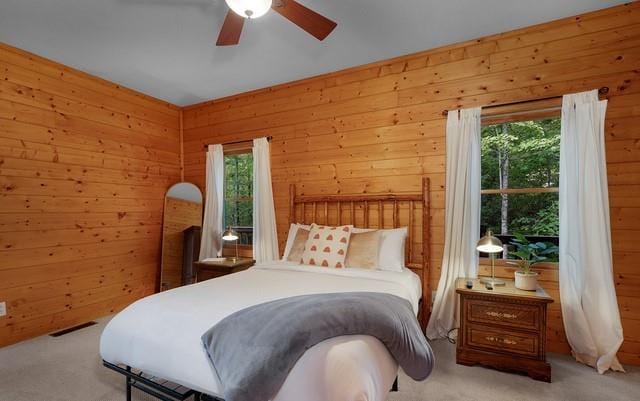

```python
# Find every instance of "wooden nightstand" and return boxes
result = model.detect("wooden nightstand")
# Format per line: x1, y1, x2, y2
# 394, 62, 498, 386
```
455, 277, 554, 382
194, 258, 255, 282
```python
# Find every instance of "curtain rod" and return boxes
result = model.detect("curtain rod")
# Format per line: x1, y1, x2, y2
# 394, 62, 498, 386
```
203, 136, 273, 149
482, 107, 561, 122
441, 86, 609, 116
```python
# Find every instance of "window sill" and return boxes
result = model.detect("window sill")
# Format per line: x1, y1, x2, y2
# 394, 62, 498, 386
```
479, 257, 558, 270
478, 258, 559, 283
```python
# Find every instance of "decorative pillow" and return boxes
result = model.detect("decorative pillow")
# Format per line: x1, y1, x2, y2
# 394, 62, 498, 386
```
345, 230, 382, 269
352, 226, 408, 272
378, 227, 408, 272
301, 224, 352, 268
286, 227, 309, 262
282, 223, 311, 260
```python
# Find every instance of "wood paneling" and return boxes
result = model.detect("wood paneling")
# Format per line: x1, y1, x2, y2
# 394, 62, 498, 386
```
2, 2, 639, 365
182, 3, 640, 365
0, 43, 181, 346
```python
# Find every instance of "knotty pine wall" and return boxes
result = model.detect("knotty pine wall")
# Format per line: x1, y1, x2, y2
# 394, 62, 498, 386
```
182, 3, 640, 365
0, 44, 181, 346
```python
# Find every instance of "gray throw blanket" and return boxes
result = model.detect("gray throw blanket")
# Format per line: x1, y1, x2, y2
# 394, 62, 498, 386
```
202, 292, 434, 401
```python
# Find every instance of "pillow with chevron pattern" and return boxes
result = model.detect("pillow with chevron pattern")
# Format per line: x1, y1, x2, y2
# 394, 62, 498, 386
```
300, 224, 353, 268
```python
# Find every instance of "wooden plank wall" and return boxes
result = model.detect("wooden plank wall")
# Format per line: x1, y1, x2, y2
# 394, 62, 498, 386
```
0, 43, 181, 346
182, 3, 640, 365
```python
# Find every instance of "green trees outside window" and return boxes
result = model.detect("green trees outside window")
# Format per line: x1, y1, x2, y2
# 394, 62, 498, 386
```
481, 118, 560, 259
224, 153, 253, 245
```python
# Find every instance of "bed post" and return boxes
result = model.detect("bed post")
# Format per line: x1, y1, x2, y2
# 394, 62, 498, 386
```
289, 184, 296, 225
422, 177, 431, 331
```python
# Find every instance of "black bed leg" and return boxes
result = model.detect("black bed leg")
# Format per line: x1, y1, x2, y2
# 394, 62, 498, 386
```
391, 376, 398, 392
126, 366, 132, 401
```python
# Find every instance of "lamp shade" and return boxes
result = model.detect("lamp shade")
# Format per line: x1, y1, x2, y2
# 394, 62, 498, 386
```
225, 0, 272, 18
476, 230, 503, 253
222, 227, 239, 241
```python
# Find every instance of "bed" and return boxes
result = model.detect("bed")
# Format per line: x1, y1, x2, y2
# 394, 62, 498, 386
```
100, 179, 432, 401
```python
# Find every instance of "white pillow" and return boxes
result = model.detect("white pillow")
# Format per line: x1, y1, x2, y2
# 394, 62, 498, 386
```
282, 223, 310, 260
377, 227, 408, 272
352, 227, 408, 272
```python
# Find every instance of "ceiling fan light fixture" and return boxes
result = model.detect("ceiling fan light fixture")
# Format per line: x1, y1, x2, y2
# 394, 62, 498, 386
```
225, 0, 272, 19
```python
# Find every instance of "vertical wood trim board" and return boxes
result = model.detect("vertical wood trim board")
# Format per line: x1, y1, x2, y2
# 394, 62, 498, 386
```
180, 109, 185, 182
181, 3, 640, 365
0, 43, 181, 346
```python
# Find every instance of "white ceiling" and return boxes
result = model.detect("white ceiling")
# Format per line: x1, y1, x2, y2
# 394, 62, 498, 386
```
0, 0, 626, 106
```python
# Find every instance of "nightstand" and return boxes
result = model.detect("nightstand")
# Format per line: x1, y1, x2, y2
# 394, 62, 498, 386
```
194, 258, 255, 282
455, 277, 554, 382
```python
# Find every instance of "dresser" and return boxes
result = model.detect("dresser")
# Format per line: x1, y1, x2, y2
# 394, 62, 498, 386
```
455, 278, 554, 382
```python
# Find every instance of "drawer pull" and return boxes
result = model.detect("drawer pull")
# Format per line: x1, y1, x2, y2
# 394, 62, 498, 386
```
485, 311, 517, 319
486, 335, 517, 345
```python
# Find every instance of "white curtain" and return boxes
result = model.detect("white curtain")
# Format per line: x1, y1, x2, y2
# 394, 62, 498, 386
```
199, 144, 225, 260
559, 90, 624, 373
253, 137, 279, 263
426, 107, 481, 339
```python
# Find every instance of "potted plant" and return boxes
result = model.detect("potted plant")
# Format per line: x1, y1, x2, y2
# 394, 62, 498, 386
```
508, 233, 559, 291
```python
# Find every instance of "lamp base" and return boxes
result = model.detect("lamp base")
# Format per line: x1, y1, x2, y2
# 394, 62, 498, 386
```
479, 277, 506, 286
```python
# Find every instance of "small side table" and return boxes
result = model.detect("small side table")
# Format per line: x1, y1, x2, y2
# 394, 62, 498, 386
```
194, 258, 255, 282
455, 277, 554, 382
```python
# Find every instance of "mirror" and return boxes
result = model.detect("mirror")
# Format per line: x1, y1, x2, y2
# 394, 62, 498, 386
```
160, 182, 203, 292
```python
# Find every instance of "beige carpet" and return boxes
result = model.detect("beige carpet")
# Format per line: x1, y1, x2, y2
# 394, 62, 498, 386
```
0, 317, 638, 401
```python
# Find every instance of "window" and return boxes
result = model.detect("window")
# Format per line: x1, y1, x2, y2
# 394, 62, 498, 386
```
224, 151, 253, 245
480, 118, 560, 261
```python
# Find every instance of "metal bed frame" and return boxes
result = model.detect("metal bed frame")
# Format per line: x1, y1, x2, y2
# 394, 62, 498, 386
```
105, 360, 397, 401
103, 178, 430, 400
103, 361, 224, 401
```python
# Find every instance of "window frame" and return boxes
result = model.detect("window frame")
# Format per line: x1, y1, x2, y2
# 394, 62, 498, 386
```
222, 144, 254, 252
478, 105, 561, 269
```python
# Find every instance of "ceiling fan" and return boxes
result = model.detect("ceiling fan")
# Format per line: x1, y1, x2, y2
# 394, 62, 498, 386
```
217, 0, 337, 46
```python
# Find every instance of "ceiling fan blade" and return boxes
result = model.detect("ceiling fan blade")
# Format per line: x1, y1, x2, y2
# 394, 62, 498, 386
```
272, 0, 337, 41
216, 10, 244, 46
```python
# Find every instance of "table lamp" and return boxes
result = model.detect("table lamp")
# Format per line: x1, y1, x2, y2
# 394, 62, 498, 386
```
222, 227, 239, 262
477, 230, 505, 286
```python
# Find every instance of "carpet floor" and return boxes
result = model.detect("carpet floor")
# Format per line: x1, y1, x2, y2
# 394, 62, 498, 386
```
0, 317, 638, 401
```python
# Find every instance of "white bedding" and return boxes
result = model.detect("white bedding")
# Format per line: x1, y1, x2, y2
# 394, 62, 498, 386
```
100, 262, 422, 401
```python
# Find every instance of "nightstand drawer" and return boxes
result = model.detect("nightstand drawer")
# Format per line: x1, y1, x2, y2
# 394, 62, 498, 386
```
466, 324, 539, 357
467, 299, 540, 330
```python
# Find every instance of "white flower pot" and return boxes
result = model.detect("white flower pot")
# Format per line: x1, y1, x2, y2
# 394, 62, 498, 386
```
515, 271, 538, 291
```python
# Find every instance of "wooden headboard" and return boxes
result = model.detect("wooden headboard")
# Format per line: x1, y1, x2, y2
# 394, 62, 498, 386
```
288, 177, 431, 329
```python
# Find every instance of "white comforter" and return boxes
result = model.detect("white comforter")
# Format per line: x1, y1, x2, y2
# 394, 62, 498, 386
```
100, 262, 422, 401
